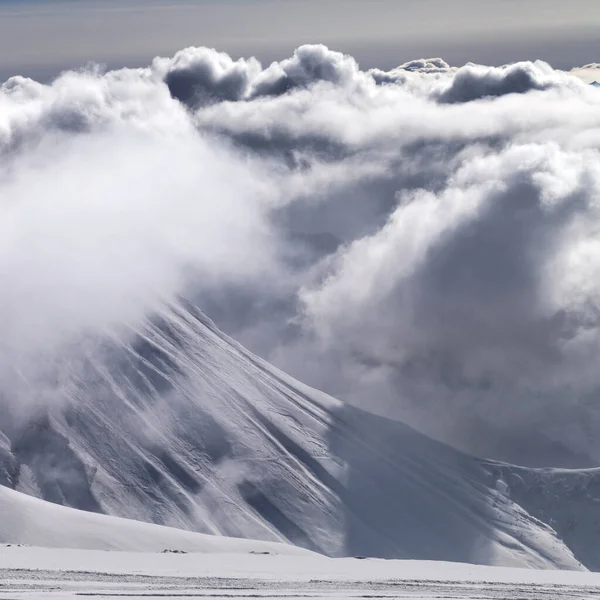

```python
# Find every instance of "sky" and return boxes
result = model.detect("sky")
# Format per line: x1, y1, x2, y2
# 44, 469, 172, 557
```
0, 0, 599, 81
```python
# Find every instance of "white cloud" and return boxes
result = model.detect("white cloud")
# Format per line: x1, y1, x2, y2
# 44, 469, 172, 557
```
2, 45, 600, 464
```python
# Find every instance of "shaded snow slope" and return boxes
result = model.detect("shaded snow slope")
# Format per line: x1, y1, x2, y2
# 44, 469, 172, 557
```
486, 463, 600, 571
0, 485, 311, 554
0, 301, 592, 569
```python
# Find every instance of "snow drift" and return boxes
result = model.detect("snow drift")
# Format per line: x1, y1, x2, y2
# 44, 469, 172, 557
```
0, 484, 311, 554
3, 545, 600, 599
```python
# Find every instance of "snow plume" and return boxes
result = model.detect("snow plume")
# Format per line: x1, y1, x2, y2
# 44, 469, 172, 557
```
0, 64, 281, 423
2, 45, 600, 465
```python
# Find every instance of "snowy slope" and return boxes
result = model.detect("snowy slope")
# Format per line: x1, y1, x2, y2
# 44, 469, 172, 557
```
485, 463, 600, 571
2, 546, 600, 599
0, 301, 594, 569
0, 485, 311, 554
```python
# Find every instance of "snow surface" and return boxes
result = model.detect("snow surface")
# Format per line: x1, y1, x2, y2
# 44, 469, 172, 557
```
2, 545, 600, 599
1, 302, 598, 569
0, 485, 311, 554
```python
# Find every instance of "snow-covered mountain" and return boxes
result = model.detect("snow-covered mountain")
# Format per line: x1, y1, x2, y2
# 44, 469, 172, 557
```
0, 301, 598, 570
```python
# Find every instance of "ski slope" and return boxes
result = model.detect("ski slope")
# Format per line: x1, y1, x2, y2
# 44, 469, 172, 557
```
2, 545, 600, 599
0, 485, 310, 554
0, 301, 598, 569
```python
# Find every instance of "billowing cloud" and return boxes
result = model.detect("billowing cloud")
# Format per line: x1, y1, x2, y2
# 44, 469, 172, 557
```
2, 45, 600, 466
155, 44, 368, 109
299, 144, 600, 445
437, 61, 582, 103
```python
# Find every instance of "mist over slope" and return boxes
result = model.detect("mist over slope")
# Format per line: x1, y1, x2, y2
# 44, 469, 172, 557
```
2, 45, 600, 464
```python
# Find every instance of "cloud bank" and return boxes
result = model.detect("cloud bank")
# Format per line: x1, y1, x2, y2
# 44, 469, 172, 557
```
2, 45, 600, 465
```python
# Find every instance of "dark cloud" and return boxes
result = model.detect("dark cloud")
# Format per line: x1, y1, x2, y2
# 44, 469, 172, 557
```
159, 44, 366, 109
438, 61, 579, 103
162, 48, 260, 108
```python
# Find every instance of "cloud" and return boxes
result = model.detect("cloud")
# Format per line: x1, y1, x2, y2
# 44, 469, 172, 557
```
301, 143, 600, 392
155, 44, 368, 110
157, 47, 262, 107
370, 57, 453, 86
0, 63, 283, 421
2, 45, 600, 465
437, 61, 583, 103
570, 63, 600, 84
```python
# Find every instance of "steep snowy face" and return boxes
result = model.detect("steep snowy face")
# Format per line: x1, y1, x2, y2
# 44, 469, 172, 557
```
0, 301, 590, 570
487, 463, 600, 572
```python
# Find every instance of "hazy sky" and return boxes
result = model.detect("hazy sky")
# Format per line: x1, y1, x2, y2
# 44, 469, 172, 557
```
0, 0, 599, 81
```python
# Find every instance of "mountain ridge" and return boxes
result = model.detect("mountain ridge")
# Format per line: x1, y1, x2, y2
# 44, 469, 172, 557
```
0, 301, 597, 570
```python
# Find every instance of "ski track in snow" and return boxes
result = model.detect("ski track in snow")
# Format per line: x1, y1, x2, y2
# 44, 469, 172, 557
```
3, 548, 600, 599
